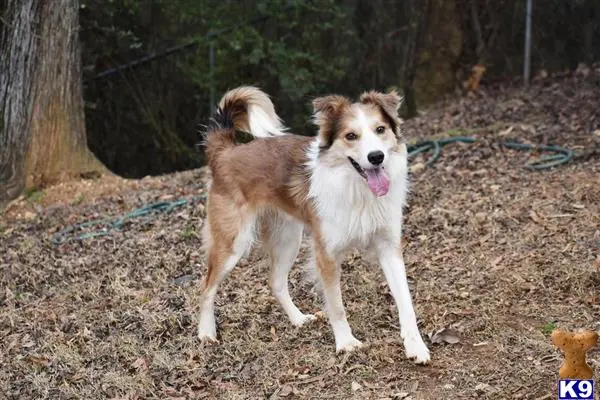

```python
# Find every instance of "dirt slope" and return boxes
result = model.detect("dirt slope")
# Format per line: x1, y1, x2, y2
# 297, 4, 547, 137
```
1, 71, 600, 399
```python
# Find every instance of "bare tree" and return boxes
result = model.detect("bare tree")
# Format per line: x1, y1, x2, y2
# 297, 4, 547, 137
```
0, 0, 105, 206
0, 0, 40, 204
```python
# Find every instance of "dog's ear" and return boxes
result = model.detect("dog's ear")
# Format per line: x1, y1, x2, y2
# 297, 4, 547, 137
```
312, 95, 350, 124
312, 95, 351, 148
360, 90, 403, 137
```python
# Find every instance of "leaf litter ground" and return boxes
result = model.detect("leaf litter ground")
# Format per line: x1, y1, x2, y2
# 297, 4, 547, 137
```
1, 71, 600, 399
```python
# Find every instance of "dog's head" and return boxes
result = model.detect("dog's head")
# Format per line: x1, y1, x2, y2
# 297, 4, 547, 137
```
311, 90, 404, 197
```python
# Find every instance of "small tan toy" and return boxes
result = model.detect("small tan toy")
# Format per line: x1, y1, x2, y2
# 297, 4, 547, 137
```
551, 328, 598, 379
463, 64, 486, 93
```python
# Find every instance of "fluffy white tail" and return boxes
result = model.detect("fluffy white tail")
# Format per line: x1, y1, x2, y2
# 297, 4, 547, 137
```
218, 86, 287, 138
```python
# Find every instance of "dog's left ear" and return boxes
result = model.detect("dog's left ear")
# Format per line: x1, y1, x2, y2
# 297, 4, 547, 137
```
360, 90, 403, 137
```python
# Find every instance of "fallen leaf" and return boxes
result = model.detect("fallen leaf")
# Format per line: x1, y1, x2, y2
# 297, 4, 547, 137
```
534, 69, 548, 80
401, 236, 408, 248
21, 335, 35, 348
172, 274, 196, 286
475, 383, 491, 392
361, 381, 384, 390
575, 62, 591, 77
343, 364, 364, 375
409, 381, 419, 392
491, 256, 503, 267
279, 384, 293, 397
409, 162, 426, 174
270, 326, 278, 342
27, 356, 52, 368
529, 210, 543, 224
131, 357, 148, 371
22, 211, 36, 220
474, 212, 487, 222
430, 327, 461, 345
498, 126, 514, 137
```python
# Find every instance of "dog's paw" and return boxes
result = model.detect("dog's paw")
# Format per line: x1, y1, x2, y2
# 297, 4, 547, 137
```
291, 313, 317, 328
335, 337, 364, 353
198, 331, 219, 344
197, 321, 218, 343
403, 334, 430, 364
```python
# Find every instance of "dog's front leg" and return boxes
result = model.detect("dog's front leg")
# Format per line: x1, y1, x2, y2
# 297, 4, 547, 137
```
313, 240, 362, 353
377, 243, 430, 364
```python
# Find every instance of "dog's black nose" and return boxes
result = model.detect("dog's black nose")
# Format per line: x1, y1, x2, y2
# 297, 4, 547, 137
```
367, 150, 385, 165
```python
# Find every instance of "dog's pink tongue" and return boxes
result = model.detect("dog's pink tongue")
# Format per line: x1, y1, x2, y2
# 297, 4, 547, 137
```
365, 168, 390, 197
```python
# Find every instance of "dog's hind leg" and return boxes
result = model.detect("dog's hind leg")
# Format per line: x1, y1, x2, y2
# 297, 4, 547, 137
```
262, 214, 316, 327
198, 198, 256, 342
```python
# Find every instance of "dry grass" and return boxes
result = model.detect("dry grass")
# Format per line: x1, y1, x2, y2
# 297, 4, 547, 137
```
1, 72, 600, 399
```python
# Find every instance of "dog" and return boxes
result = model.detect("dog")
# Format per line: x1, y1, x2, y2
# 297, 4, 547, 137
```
198, 86, 430, 363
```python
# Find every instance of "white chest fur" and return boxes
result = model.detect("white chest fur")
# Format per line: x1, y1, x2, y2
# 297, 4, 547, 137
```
306, 141, 409, 254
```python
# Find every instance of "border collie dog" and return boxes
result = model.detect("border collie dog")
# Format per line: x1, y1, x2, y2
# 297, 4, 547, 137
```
197, 86, 430, 363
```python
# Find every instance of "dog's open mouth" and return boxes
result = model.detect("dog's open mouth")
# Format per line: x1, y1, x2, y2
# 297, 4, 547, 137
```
348, 157, 390, 197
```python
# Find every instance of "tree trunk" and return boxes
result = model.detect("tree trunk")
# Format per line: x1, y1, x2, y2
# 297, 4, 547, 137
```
402, 0, 429, 118
25, 0, 105, 189
412, 0, 462, 106
0, 0, 40, 204
469, 0, 485, 63
0, 0, 105, 206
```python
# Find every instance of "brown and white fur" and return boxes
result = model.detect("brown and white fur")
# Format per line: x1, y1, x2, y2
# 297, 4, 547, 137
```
198, 86, 430, 363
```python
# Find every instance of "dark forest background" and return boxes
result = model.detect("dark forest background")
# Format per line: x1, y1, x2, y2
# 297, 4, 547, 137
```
75, 0, 599, 177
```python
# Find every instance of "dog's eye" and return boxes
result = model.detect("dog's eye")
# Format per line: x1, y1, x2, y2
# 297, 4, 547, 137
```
376, 126, 386, 134
345, 132, 358, 141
